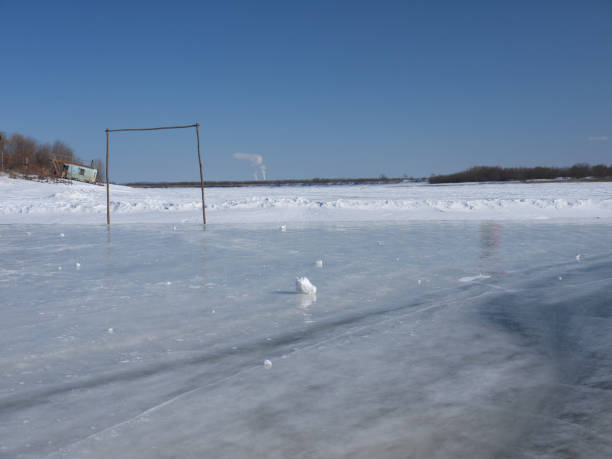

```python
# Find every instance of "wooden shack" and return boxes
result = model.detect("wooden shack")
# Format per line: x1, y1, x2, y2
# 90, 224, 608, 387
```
51, 159, 98, 184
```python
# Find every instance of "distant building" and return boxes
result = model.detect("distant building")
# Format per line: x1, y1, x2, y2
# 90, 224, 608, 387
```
51, 159, 98, 184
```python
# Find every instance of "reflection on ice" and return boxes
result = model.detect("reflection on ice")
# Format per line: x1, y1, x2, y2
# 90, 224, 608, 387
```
296, 292, 317, 309
0, 222, 611, 458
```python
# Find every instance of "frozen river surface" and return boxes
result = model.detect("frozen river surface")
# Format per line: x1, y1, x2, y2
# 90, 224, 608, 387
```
1, 222, 611, 458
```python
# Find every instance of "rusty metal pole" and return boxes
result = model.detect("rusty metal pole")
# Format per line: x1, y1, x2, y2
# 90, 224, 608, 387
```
106, 129, 110, 226
195, 123, 206, 226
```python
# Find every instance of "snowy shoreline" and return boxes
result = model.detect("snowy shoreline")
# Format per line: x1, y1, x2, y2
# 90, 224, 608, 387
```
1, 175, 611, 224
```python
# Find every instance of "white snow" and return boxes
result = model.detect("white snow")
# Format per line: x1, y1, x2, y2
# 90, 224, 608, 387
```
296, 277, 317, 294
458, 274, 492, 282
1, 175, 611, 224
315, 259, 324, 268
264, 360, 272, 369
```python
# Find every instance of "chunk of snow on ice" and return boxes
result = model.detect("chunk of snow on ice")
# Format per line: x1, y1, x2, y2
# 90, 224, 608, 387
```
264, 360, 272, 369
296, 277, 317, 294
315, 260, 323, 268
59, 233, 64, 238
558, 276, 563, 280
458, 274, 491, 283
75, 262, 80, 269
107, 328, 114, 334
280, 225, 287, 232
418, 279, 422, 285
57, 266, 62, 271
576, 254, 581, 261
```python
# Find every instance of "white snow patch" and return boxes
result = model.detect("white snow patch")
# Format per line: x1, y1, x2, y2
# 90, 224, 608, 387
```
263, 360, 272, 369
315, 260, 323, 268
459, 274, 491, 283
296, 277, 317, 295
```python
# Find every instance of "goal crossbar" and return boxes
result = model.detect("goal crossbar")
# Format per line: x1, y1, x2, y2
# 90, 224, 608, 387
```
107, 124, 198, 133
105, 123, 206, 227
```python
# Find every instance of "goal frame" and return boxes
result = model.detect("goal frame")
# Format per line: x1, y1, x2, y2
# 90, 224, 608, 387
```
105, 123, 206, 226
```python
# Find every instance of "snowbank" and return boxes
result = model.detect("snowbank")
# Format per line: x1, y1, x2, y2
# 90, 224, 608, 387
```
0, 175, 611, 224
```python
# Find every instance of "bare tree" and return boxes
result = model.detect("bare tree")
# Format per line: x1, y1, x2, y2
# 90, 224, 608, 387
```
51, 141, 74, 163
1, 132, 92, 178
35, 143, 53, 175
0, 132, 6, 170
92, 159, 105, 182
9, 133, 37, 171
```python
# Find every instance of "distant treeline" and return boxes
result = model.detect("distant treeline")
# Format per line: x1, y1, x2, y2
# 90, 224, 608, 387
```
127, 176, 425, 188
428, 164, 612, 184
0, 131, 104, 181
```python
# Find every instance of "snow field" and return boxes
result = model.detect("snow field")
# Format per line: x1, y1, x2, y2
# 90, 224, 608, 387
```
1, 175, 611, 224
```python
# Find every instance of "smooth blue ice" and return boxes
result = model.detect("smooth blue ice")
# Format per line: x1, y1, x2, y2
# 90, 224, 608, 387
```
1, 222, 611, 458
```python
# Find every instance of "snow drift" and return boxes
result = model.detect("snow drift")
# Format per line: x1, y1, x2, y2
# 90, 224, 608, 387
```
0, 175, 611, 224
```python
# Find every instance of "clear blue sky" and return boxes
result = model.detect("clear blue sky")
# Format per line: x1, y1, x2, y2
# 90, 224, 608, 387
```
1, 0, 610, 182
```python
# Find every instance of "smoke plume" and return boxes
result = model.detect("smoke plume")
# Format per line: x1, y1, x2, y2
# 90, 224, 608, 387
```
233, 152, 267, 180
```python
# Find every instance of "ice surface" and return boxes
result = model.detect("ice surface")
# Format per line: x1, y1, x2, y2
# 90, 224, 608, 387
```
1, 221, 611, 458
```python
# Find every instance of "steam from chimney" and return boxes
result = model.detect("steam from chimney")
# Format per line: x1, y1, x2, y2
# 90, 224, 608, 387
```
233, 152, 267, 181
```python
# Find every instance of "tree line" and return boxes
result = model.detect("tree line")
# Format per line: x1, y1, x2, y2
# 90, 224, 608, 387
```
126, 176, 421, 188
0, 131, 104, 182
428, 164, 612, 184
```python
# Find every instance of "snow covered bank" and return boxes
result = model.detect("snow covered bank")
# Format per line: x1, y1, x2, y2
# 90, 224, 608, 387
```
1, 175, 611, 224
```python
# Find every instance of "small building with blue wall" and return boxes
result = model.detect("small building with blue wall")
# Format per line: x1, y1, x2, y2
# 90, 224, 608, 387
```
51, 160, 98, 184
